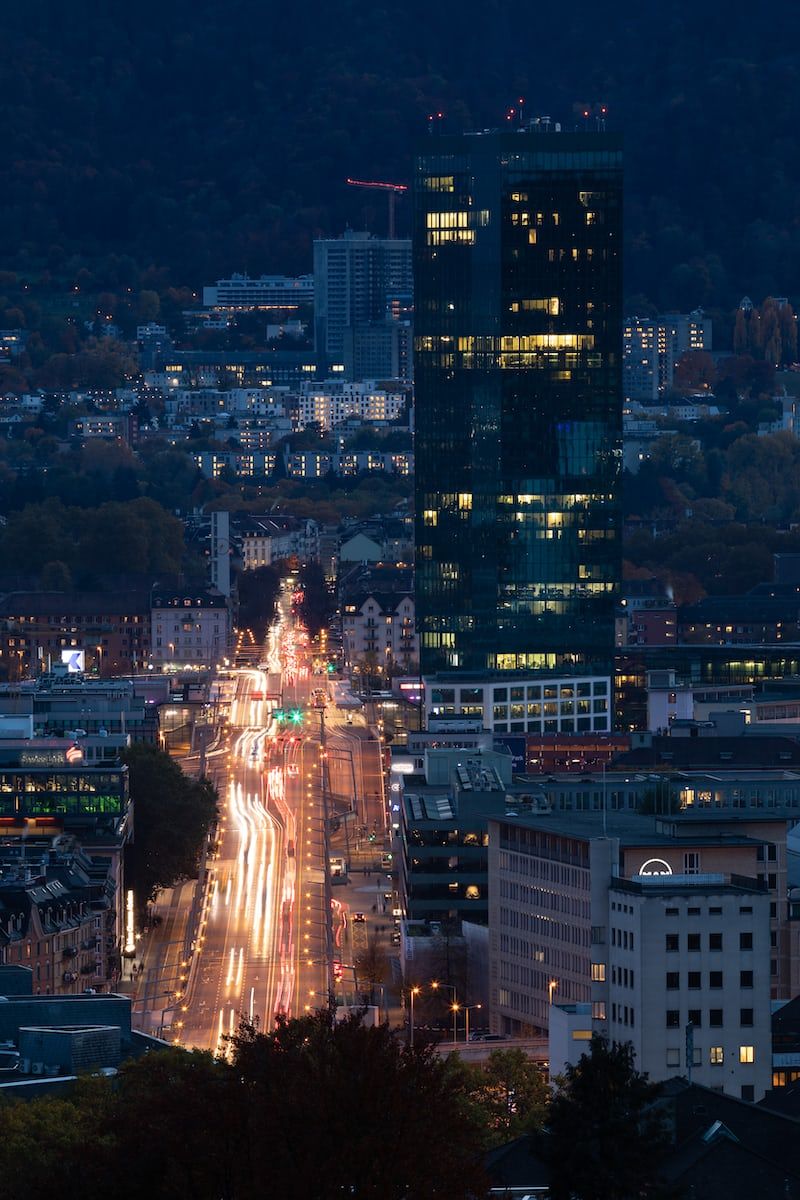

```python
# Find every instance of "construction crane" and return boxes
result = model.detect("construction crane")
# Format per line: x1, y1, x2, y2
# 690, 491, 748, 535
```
346, 178, 408, 239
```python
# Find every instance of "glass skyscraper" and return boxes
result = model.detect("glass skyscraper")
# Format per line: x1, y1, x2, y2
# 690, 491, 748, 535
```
414, 127, 622, 676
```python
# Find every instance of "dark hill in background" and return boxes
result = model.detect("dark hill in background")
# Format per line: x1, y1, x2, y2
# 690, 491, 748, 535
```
2, 1, 799, 310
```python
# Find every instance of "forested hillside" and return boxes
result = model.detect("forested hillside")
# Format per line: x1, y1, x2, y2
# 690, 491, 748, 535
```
1, 2, 799, 309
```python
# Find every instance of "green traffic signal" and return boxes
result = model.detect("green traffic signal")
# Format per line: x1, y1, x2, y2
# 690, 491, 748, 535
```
274, 710, 285, 723
290, 709, 303, 724
326, 662, 335, 674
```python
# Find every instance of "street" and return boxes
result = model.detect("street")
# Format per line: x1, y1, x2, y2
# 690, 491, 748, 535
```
136, 586, 376, 1051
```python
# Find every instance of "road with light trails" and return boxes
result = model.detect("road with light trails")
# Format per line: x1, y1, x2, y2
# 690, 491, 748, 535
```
178, 588, 332, 1054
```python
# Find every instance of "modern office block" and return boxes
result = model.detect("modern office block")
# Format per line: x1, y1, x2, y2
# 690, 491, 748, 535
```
413, 127, 623, 676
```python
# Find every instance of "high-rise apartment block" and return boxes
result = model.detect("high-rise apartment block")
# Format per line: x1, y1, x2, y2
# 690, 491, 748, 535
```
313, 231, 413, 380
413, 128, 623, 677
623, 310, 711, 402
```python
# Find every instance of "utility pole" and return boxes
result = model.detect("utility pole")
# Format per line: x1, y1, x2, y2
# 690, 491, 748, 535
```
318, 707, 335, 1004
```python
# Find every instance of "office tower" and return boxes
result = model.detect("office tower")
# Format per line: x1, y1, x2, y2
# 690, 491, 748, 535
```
313, 231, 413, 379
414, 126, 623, 675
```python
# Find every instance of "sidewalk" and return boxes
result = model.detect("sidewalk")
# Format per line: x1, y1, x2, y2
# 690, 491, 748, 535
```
122, 881, 197, 1036
331, 864, 405, 1029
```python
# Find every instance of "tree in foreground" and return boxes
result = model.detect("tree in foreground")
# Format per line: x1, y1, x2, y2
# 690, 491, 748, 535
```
229, 1008, 490, 1199
123, 743, 218, 919
0, 1010, 490, 1200
539, 1035, 673, 1200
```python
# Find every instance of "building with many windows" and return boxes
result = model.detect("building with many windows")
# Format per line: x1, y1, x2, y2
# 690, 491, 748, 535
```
488, 809, 788, 1063
150, 591, 229, 668
313, 231, 413, 379
623, 310, 711, 402
424, 673, 612, 736
413, 127, 622, 676
202, 274, 314, 311
0, 591, 151, 680
547, 864, 772, 1101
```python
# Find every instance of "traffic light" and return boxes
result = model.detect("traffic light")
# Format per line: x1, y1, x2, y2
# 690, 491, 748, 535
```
289, 708, 303, 725
326, 661, 335, 674
274, 710, 285, 724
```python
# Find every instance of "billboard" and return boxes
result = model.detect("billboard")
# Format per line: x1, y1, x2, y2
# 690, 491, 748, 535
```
61, 649, 85, 673
493, 734, 527, 773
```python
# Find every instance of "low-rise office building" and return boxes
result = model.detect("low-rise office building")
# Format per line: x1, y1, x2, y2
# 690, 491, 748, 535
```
0, 671, 158, 743
0, 965, 161, 1095
424, 674, 613, 737
547, 868, 772, 1102
399, 749, 513, 924
489, 809, 791, 1045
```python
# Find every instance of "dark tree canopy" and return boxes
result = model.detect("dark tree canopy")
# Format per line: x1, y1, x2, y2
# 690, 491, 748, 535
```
539, 1036, 672, 1200
123, 743, 218, 916
1, 3, 799, 310
0, 1012, 491, 1200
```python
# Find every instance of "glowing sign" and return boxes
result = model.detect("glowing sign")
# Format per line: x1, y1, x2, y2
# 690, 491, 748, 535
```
124, 888, 136, 956
637, 858, 673, 876
62, 649, 85, 673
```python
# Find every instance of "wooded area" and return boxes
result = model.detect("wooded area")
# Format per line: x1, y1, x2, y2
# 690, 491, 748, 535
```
1, 3, 798, 311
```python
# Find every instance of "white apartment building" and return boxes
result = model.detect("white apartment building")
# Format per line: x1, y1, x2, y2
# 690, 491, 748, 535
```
202, 274, 314, 310
150, 591, 229, 668
424, 674, 612, 736
623, 310, 711, 401
342, 592, 418, 672
192, 450, 277, 479
283, 450, 413, 479
295, 382, 405, 430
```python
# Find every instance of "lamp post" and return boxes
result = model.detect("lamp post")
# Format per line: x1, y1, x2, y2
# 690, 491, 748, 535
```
431, 980, 458, 1042
464, 1003, 482, 1042
451, 1001, 460, 1044
548, 978, 559, 1005
409, 985, 420, 1048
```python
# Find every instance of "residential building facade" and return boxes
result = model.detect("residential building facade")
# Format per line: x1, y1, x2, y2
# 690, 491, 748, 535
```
150, 591, 229, 668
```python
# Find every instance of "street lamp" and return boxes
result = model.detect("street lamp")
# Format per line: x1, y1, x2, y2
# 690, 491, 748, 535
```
409, 985, 420, 1048
431, 981, 458, 1042
464, 1003, 482, 1042
451, 1002, 460, 1045
548, 978, 559, 1005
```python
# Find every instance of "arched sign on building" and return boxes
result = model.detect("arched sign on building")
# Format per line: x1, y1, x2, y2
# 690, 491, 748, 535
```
637, 857, 673, 876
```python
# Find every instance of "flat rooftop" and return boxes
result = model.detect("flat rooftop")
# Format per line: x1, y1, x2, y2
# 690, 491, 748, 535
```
494, 810, 766, 846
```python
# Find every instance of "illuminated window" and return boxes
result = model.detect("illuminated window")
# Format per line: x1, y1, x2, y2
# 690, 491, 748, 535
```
424, 176, 455, 192
423, 509, 438, 527
739, 1046, 755, 1064
591, 963, 606, 982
